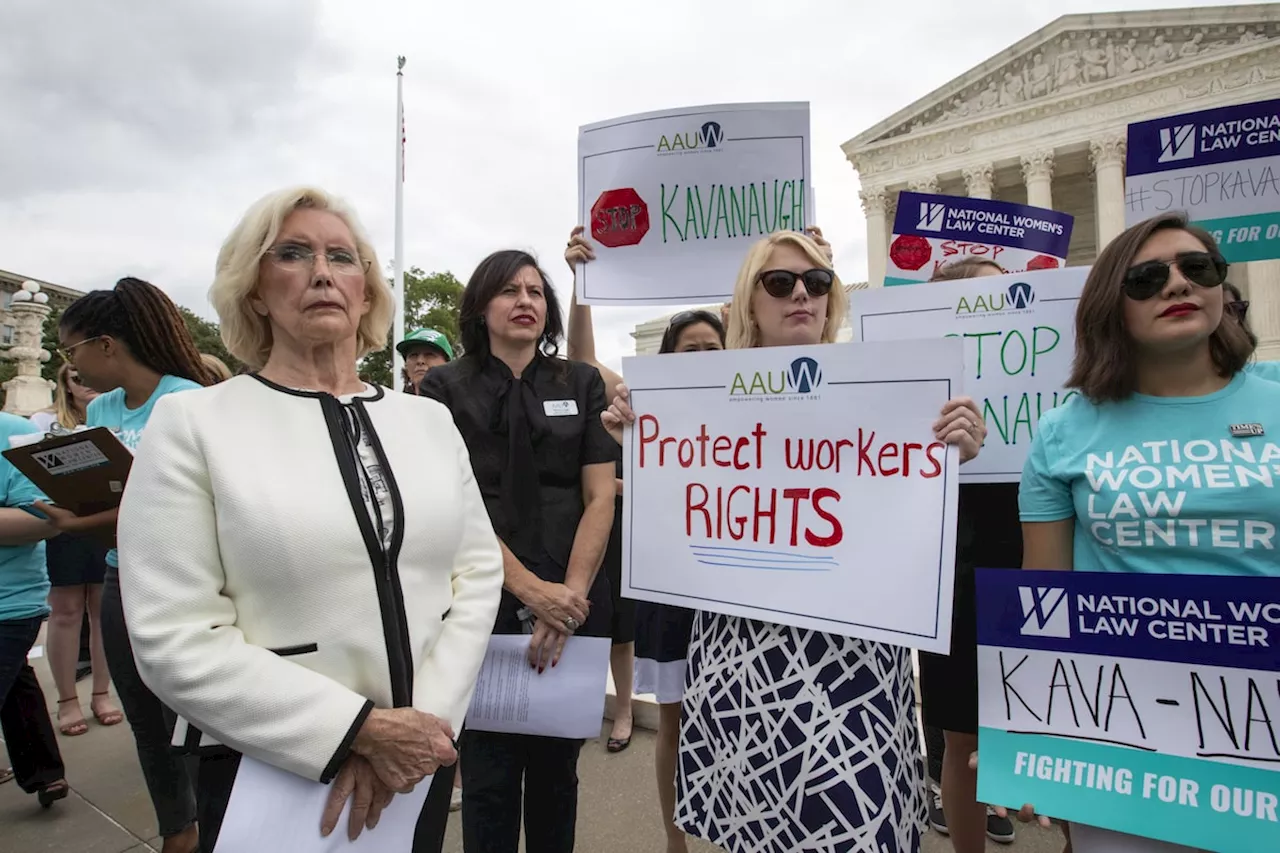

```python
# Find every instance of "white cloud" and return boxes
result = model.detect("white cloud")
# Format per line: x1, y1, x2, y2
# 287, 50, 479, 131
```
0, 0, 1245, 373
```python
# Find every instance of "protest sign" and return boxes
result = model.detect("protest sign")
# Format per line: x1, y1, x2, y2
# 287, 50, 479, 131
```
1125, 97, 1280, 263
885, 192, 1073, 286
849, 266, 1086, 483
620, 338, 961, 651
976, 569, 1280, 853
576, 102, 812, 306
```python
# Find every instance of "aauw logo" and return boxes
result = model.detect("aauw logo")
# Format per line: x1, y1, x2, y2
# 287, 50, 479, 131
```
730, 357, 823, 398
917, 201, 946, 232
1007, 281, 1035, 309
1018, 586, 1070, 638
657, 121, 725, 154
1158, 124, 1197, 163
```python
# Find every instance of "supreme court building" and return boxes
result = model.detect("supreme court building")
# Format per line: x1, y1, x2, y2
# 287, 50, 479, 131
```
633, 4, 1280, 362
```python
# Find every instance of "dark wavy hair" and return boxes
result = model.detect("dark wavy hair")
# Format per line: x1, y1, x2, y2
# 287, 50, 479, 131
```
60, 277, 219, 386
458, 250, 564, 365
659, 310, 725, 354
1068, 212, 1252, 402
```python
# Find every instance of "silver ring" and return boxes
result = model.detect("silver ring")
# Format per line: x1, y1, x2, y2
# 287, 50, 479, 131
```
564, 617, 579, 631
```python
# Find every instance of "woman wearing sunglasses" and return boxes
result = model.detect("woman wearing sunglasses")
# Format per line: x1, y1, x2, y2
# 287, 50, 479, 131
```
1011, 212, 1280, 852
1224, 280, 1280, 385
28, 365, 121, 739
606, 229, 986, 851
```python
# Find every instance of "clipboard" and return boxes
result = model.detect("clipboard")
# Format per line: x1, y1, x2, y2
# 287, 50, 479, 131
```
2, 426, 134, 520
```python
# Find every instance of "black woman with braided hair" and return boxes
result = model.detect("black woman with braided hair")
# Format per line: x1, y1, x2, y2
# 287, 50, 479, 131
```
35, 276, 220, 853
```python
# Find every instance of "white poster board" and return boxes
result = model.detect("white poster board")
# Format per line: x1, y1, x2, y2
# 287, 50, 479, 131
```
621, 338, 961, 652
577, 102, 812, 306
848, 266, 1086, 483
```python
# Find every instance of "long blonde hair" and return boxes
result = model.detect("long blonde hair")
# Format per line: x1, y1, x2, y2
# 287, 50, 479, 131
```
52, 363, 89, 428
724, 231, 848, 350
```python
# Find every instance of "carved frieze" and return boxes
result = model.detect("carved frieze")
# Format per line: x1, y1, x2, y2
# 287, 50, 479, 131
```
876, 23, 1275, 141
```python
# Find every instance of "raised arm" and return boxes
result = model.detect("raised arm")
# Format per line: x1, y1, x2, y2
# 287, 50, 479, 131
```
565, 226, 624, 391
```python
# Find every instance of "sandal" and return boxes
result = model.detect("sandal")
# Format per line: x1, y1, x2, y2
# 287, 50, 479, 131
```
38, 778, 69, 808
606, 717, 633, 753
57, 698, 88, 737
91, 692, 123, 727
0, 767, 14, 785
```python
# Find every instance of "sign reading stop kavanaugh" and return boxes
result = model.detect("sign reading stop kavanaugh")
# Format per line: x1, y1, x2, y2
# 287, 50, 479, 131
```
1125, 97, 1280, 263
885, 192, 1073, 286
975, 568, 1280, 852
576, 102, 812, 307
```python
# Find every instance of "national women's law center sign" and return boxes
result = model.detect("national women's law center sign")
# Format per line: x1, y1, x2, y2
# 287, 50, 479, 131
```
1126, 97, 1280, 263
976, 569, 1280, 852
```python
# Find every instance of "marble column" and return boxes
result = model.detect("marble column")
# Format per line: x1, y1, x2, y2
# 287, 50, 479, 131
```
963, 164, 994, 200
2, 281, 53, 416
1246, 261, 1280, 362
1020, 150, 1055, 210
859, 188, 889, 288
1090, 135, 1127, 249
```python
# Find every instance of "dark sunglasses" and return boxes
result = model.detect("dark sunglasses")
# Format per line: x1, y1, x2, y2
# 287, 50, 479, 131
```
1122, 252, 1228, 300
669, 310, 722, 328
67, 373, 85, 386
757, 268, 835, 299
1227, 299, 1250, 321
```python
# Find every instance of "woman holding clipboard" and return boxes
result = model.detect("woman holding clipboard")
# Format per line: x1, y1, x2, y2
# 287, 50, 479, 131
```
37, 276, 218, 853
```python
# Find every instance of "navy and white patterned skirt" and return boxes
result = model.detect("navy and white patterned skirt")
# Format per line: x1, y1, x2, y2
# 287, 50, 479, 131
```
675, 611, 926, 853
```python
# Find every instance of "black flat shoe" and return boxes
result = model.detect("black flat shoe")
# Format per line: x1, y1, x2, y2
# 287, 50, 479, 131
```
38, 779, 69, 808
606, 736, 632, 753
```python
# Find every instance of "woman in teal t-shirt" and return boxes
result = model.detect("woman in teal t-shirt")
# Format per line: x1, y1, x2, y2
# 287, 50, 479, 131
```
1014, 214, 1280, 851
39, 277, 217, 853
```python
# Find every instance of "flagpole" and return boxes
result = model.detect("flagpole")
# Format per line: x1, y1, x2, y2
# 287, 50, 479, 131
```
393, 55, 406, 391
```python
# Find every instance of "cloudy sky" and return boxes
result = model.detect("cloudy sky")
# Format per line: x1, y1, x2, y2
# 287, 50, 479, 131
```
0, 0, 1249, 371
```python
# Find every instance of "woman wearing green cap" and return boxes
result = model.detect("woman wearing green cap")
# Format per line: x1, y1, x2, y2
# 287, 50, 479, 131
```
398, 328, 454, 393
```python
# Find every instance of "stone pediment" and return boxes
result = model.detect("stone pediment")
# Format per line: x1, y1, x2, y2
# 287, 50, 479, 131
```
845, 5, 1280, 152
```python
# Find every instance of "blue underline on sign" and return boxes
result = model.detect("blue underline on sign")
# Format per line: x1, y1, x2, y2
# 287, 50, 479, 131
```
690, 545, 836, 571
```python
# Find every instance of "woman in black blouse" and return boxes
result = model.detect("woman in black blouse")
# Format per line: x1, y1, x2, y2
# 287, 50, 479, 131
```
419, 249, 616, 853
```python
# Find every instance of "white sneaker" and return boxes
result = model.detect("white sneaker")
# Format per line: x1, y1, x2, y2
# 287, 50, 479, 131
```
449, 786, 463, 812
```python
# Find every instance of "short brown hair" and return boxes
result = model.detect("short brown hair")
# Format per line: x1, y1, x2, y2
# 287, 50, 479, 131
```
1068, 212, 1253, 402
929, 256, 1005, 281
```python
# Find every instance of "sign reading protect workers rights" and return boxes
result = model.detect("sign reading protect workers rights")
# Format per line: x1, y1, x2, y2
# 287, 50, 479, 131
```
620, 338, 961, 651
885, 191, 1073, 286
976, 569, 1280, 853
1125, 97, 1280, 263
576, 102, 812, 306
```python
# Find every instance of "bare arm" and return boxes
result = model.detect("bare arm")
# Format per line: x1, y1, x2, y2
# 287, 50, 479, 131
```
563, 462, 616, 598
0, 508, 56, 546
1021, 520, 1073, 571
567, 291, 625, 391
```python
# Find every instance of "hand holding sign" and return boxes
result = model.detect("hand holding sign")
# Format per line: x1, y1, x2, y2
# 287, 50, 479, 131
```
602, 384, 634, 445
967, 751, 1054, 828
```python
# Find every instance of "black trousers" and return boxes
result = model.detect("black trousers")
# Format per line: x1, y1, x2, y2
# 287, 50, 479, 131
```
460, 729, 583, 853
0, 615, 65, 793
196, 750, 458, 853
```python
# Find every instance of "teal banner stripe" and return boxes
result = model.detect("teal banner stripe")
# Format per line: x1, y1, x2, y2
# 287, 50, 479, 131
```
977, 727, 1280, 852
883, 275, 924, 287
1195, 211, 1280, 263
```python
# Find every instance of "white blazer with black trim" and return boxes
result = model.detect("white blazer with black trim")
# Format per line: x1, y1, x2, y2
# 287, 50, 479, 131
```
116, 374, 504, 783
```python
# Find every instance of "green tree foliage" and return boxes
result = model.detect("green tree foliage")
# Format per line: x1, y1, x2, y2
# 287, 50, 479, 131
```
178, 307, 245, 374
358, 268, 464, 388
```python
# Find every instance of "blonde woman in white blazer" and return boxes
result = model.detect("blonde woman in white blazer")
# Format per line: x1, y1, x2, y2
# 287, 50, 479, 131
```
115, 186, 504, 852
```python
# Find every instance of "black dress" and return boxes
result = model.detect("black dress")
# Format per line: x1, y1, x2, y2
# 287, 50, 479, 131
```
601, 458, 635, 646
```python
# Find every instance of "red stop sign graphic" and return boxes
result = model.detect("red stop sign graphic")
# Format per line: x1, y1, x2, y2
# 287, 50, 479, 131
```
1026, 254, 1060, 271
591, 188, 649, 248
889, 234, 932, 271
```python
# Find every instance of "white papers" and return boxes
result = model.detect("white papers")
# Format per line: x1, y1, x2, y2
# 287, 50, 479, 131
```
213, 755, 431, 853
26, 644, 43, 661
1071, 824, 1204, 853
465, 634, 611, 739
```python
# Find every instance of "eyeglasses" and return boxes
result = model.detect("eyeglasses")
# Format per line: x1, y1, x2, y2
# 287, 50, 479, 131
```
67, 373, 85, 386
1227, 299, 1250, 321
263, 244, 372, 276
1122, 252, 1228, 301
668, 310, 721, 328
756, 268, 835, 299
56, 335, 104, 363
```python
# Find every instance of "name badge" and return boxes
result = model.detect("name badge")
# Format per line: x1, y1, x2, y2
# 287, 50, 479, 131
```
544, 400, 579, 417
1230, 423, 1265, 437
